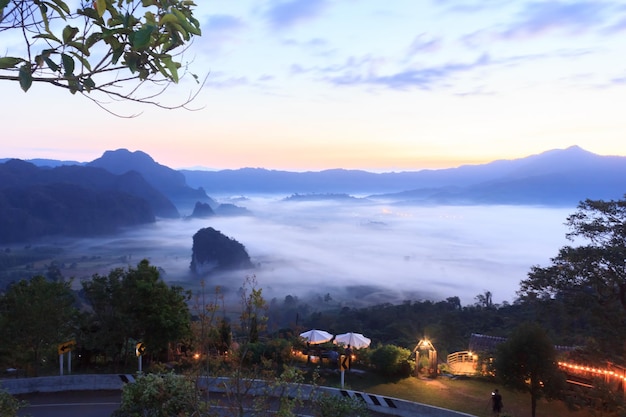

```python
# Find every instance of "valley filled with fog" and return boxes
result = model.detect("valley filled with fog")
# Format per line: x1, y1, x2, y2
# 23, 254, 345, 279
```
54, 196, 574, 307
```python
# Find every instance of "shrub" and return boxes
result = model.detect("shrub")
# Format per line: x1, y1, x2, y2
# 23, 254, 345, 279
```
314, 393, 370, 417
0, 389, 26, 417
369, 344, 413, 377
112, 372, 199, 417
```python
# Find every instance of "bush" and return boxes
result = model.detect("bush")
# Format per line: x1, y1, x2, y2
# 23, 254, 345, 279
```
369, 344, 413, 377
112, 372, 199, 417
0, 389, 26, 417
314, 393, 370, 417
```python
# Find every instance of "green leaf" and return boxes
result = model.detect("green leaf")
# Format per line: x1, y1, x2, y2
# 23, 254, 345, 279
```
70, 52, 92, 71
161, 55, 179, 83
61, 53, 75, 76
49, 0, 71, 15
63, 25, 78, 43
0, 0, 10, 9
68, 41, 89, 56
130, 25, 155, 49
76, 7, 100, 21
95, 0, 106, 18
84, 32, 103, 49
68, 77, 79, 94
39, 3, 51, 32
62, 25, 79, 43
83, 77, 96, 92
44, 57, 60, 72
0, 57, 24, 70
42, 0, 69, 19
125, 52, 138, 73
111, 45, 123, 64
19, 66, 33, 92
33, 33, 61, 43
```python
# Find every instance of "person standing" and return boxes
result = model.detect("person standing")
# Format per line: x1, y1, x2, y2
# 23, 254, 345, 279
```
329, 347, 339, 369
344, 345, 353, 371
491, 389, 503, 416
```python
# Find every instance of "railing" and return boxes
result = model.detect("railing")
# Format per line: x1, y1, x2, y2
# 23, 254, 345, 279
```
447, 351, 477, 376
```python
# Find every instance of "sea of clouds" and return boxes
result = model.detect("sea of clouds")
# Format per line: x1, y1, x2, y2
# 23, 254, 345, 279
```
63, 196, 574, 307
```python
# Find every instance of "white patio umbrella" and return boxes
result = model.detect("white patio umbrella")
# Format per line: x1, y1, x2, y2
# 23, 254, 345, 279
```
334, 332, 371, 349
299, 329, 334, 344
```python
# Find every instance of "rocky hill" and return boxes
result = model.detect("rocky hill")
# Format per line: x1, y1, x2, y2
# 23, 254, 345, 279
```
190, 227, 253, 275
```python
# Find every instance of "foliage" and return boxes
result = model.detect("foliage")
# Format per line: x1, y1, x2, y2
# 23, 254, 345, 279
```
252, 366, 310, 417
0, 275, 77, 375
520, 196, 626, 360
0, 389, 27, 417
80, 259, 191, 366
494, 322, 565, 417
0, 0, 202, 113
0, 160, 178, 245
369, 344, 413, 377
313, 393, 370, 417
112, 372, 200, 417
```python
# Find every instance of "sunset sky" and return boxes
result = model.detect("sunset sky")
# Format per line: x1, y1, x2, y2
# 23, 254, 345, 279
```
2, 0, 626, 172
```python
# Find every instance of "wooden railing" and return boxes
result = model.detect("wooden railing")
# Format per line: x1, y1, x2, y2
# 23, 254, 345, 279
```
447, 351, 477, 376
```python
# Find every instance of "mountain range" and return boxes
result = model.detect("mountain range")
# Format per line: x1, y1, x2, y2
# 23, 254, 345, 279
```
182, 146, 626, 206
1, 145, 625, 244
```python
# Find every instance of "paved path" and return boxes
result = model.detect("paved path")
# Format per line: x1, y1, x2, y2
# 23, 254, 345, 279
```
17, 391, 121, 417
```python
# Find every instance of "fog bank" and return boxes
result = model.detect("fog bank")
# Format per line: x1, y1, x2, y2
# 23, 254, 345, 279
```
63, 197, 572, 307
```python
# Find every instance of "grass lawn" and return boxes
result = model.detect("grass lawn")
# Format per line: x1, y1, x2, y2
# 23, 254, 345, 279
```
315, 370, 598, 417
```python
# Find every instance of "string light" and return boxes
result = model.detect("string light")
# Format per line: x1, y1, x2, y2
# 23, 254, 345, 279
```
558, 361, 626, 381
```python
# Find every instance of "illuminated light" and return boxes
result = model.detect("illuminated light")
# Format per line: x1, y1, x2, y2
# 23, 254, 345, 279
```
193, 353, 200, 360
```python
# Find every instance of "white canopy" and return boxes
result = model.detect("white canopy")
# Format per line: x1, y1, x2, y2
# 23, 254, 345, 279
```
335, 332, 371, 349
299, 329, 334, 344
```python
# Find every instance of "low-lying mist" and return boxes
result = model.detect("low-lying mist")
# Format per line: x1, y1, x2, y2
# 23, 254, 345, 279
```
59, 196, 572, 308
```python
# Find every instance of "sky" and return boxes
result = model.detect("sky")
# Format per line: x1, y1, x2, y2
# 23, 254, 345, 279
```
2, 0, 626, 172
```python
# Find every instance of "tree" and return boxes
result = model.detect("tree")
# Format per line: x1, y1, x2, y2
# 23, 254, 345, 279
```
519, 197, 626, 359
80, 259, 191, 367
474, 290, 494, 309
494, 322, 565, 417
0, 0, 202, 114
0, 275, 77, 375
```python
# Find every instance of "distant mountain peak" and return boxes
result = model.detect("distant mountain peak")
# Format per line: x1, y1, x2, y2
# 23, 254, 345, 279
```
97, 148, 157, 168
88, 148, 212, 212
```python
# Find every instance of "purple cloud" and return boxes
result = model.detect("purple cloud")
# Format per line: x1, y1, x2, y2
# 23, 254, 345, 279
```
502, 1, 613, 38
408, 34, 444, 55
324, 53, 492, 90
200, 14, 247, 49
264, 0, 330, 29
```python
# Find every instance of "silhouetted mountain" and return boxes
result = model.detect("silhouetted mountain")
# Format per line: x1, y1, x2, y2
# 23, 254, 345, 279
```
88, 149, 214, 212
190, 227, 253, 275
0, 158, 84, 167
188, 202, 215, 218
214, 203, 251, 216
182, 146, 626, 206
0, 160, 176, 244
282, 193, 363, 202
376, 146, 626, 206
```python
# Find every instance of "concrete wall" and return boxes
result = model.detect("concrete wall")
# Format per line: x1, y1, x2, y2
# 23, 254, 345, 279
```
1, 375, 476, 417
0, 374, 134, 395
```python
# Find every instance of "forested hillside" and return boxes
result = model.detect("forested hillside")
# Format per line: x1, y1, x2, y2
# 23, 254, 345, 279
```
0, 159, 176, 244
